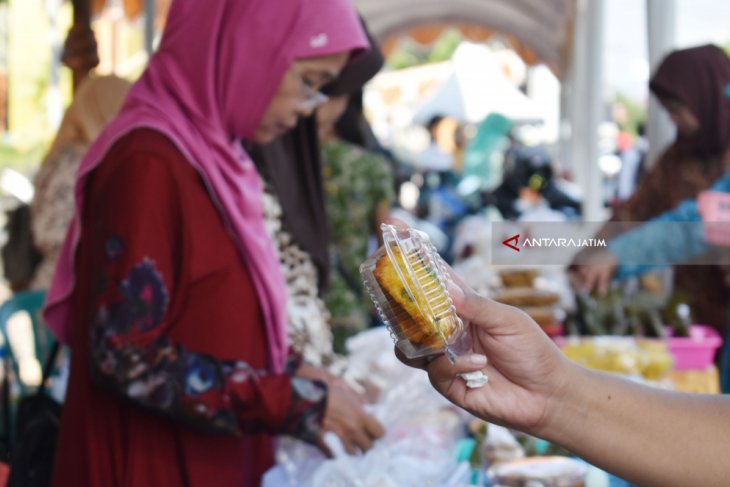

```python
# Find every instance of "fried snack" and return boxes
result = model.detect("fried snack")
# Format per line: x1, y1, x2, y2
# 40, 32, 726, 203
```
373, 244, 456, 348
495, 287, 560, 307
499, 269, 538, 288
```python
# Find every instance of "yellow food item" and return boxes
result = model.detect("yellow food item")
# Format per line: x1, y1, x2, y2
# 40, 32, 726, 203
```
561, 339, 673, 380
499, 269, 538, 288
373, 244, 455, 348
495, 287, 560, 307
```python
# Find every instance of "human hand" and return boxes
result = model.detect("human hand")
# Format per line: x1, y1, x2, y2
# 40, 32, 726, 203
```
397, 273, 573, 437
571, 249, 618, 295
320, 384, 384, 455
296, 364, 383, 454
296, 364, 364, 405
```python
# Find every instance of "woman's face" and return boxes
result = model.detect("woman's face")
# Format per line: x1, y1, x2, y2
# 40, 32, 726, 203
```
316, 95, 348, 142
660, 97, 700, 138
254, 52, 349, 144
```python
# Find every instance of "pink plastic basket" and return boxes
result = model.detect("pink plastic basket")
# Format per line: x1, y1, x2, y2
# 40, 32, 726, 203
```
666, 325, 722, 370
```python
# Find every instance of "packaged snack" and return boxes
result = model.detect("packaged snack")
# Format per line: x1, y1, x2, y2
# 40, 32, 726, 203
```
494, 288, 561, 307
361, 224, 487, 387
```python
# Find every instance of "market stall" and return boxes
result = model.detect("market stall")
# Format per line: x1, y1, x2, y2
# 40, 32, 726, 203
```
263, 224, 723, 486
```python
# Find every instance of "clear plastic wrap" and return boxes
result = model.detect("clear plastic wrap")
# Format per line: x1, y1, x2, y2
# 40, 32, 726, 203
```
262, 328, 473, 487
360, 224, 471, 361
361, 224, 487, 389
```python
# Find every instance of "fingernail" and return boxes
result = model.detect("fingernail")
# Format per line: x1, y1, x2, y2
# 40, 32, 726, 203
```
468, 354, 488, 366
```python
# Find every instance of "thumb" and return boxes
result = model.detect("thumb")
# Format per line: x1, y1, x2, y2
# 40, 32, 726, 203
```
444, 267, 483, 321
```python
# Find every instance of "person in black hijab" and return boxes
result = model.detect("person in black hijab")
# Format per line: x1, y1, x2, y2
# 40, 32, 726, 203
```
250, 19, 385, 293
247, 18, 386, 454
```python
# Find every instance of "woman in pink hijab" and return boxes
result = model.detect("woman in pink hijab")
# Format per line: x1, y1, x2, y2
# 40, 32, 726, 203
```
48, 0, 371, 485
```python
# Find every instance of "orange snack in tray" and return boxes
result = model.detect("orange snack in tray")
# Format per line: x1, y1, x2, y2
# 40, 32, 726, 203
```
499, 269, 538, 288
495, 287, 560, 307
373, 243, 456, 349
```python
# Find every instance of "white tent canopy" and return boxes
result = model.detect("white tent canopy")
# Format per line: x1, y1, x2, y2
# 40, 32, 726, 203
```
413, 43, 545, 124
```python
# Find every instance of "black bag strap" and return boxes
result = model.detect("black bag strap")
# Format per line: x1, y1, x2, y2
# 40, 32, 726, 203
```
36, 341, 60, 397
0, 340, 58, 458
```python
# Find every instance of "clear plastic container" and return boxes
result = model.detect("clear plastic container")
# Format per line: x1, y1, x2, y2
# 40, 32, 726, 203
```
360, 224, 471, 362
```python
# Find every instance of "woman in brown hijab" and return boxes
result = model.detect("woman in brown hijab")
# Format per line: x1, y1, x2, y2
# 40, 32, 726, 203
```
591, 44, 730, 332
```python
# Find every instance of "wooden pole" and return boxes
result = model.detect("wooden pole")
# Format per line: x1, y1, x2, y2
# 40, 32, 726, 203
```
62, 0, 99, 91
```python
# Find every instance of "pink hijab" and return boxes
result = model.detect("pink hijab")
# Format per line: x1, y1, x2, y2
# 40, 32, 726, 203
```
44, 0, 367, 373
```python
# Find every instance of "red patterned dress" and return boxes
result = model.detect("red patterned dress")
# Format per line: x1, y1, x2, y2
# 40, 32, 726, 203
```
52, 129, 326, 486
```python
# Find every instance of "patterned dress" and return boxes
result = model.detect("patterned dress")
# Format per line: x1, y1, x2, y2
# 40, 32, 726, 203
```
321, 140, 395, 351
52, 130, 326, 487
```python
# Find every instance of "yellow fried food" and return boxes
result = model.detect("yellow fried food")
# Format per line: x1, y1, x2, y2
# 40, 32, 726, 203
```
373, 244, 455, 348
499, 269, 538, 288
495, 287, 560, 307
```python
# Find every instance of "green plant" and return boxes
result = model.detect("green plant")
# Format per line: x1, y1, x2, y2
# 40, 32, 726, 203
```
387, 39, 427, 70
387, 27, 465, 70
427, 29, 462, 64
613, 92, 646, 135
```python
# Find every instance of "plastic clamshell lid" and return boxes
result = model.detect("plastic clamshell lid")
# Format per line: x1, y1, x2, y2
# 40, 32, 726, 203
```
360, 224, 465, 360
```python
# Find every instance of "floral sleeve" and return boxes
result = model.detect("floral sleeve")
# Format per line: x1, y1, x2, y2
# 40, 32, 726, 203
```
83, 152, 327, 442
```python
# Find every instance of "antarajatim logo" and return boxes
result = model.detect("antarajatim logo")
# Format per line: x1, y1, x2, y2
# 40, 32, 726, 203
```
501, 234, 607, 252
502, 234, 521, 252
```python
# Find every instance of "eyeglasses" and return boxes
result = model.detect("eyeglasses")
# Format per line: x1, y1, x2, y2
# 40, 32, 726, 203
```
298, 76, 329, 112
